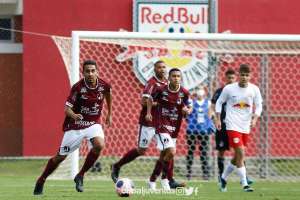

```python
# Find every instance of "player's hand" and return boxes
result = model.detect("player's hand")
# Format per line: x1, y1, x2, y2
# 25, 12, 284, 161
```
145, 113, 152, 122
73, 114, 83, 121
251, 117, 257, 128
215, 119, 222, 130
182, 106, 192, 116
106, 114, 112, 127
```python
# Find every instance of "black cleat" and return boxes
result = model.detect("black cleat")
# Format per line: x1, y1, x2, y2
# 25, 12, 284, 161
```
33, 182, 44, 195
74, 174, 84, 192
243, 185, 254, 192
169, 179, 186, 189
111, 164, 120, 183
219, 177, 227, 192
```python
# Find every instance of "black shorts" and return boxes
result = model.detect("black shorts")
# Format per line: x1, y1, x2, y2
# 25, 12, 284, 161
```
215, 128, 229, 151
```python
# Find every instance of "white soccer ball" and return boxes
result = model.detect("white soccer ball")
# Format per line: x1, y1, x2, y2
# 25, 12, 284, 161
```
115, 178, 134, 197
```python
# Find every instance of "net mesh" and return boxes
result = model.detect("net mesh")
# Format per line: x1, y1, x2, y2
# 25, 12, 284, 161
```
51, 34, 300, 182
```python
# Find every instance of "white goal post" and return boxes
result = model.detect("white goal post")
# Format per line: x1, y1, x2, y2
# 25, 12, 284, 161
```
51, 31, 300, 181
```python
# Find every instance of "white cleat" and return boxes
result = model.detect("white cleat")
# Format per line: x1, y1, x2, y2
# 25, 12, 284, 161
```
148, 181, 157, 190
161, 178, 171, 191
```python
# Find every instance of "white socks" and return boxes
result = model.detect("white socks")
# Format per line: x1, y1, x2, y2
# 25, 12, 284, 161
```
236, 166, 248, 186
221, 163, 235, 181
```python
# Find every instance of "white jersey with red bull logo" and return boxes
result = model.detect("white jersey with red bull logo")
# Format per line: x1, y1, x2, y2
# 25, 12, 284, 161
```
215, 82, 263, 134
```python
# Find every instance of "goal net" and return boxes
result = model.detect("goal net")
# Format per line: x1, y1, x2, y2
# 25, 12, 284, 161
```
51, 31, 300, 182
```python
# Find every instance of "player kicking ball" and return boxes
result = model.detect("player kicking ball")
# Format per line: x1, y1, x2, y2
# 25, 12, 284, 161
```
215, 64, 262, 192
111, 61, 185, 189
145, 68, 192, 190
33, 60, 112, 195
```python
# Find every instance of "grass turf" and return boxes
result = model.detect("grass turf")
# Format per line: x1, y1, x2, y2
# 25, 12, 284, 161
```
0, 159, 299, 200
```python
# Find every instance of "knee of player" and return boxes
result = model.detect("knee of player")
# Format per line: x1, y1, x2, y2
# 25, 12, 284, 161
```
137, 148, 147, 155
93, 143, 104, 153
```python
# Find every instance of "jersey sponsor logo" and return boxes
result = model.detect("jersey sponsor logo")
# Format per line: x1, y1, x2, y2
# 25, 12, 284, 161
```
98, 86, 105, 92
162, 107, 178, 121
80, 87, 87, 93
233, 137, 240, 144
164, 125, 176, 132
233, 102, 250, 109
75, 120, 95, 127
80, 103, 100, 115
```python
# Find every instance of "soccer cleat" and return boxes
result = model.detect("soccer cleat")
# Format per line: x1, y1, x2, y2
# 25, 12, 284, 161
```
148, 180, 157, 190
219, 177, 227, 192
111, 164, 120, 183
33, 182, 44, 195
169, 179, 186, 189
240, 177, 254, 185
243, 185, 254, 192
74, 174, 84, 192
246, 177, 254, 185
160, 179, 171, 191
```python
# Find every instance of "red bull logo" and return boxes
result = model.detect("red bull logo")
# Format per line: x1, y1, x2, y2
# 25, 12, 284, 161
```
124, 0, 216, 90
233, 102, 251, 109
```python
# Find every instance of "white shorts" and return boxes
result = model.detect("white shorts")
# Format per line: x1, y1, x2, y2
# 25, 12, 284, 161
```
155, 133, 177, 151
137, 125, 156, 148
59, 124, 104, 155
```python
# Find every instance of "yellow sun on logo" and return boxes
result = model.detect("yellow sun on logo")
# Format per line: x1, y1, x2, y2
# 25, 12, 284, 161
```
159, 22, 193, 68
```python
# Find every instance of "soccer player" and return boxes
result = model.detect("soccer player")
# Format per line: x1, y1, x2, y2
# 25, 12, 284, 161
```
145, 68, 192, 190
33, 60, 112, 195
211, 69, 236, 179
215, 64, 262, 192
111, 61, 184, 189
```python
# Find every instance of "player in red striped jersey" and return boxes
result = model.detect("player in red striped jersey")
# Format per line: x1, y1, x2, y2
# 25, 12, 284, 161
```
33, 60, 112, 195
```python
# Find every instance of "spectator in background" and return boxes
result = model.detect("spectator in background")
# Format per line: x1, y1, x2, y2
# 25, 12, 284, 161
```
186, 85, 215, 180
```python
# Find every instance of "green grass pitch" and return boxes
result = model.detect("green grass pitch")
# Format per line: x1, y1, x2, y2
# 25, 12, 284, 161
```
0, 159, 299, 200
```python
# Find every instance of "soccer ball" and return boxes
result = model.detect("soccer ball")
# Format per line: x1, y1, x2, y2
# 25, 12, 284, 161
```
115, 178, 134, 197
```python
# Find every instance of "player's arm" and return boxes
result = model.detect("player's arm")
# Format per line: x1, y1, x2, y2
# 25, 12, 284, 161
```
182, 93, 193, 116
215, 88, 228, 130
141, 96, 158, 107
145, 97, 153, 122
64, 105, 83, 121
251, 87, 263, 128
64, 86, 83, 121
210, 90, 220, 121
104, 88, 112, 127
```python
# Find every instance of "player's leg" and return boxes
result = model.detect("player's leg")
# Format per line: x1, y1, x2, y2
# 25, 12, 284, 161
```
74, 124, 104, 192
186, 132, 196, 180
199, 134, 210, 180
111, 126, 155, 183
215, 128, 229, 179
234, 133, 253, 192
167, 139, 186, 188
34, 129, 83, 195
155, 133, 176, 190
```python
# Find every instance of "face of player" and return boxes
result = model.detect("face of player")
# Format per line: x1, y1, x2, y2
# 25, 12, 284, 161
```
168, 71, 181, 90
154, 62, 166, 80
83, 64, 98, 86
239, 72, 250, 87
226, 74, 236, 85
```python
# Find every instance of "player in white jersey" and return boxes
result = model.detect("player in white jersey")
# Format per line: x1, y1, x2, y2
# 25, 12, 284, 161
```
215, 64, 262, 192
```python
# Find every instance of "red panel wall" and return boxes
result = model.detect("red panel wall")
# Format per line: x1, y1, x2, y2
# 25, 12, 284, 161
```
23, 0, 300, 156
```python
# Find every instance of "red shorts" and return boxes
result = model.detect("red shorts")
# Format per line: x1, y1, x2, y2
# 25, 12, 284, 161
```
227, 130, 249, 148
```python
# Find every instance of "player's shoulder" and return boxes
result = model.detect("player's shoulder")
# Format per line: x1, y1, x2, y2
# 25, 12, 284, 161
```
71, 79, 85, 91
147, 76, 167, 86
224, 82, 238, 90
98, 78, 111, 88
180, 86, 190, 96
248, 82, 259, 89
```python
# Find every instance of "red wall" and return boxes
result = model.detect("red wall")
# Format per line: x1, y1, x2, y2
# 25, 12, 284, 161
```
23, 0, 300, 156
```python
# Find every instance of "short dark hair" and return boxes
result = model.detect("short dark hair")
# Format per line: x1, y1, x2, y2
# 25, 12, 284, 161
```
169, 68, 181, 76
83, 60, 97, 70
225, 68, 235, 76
239, 64, 251, 73
154, 60, 165, 67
